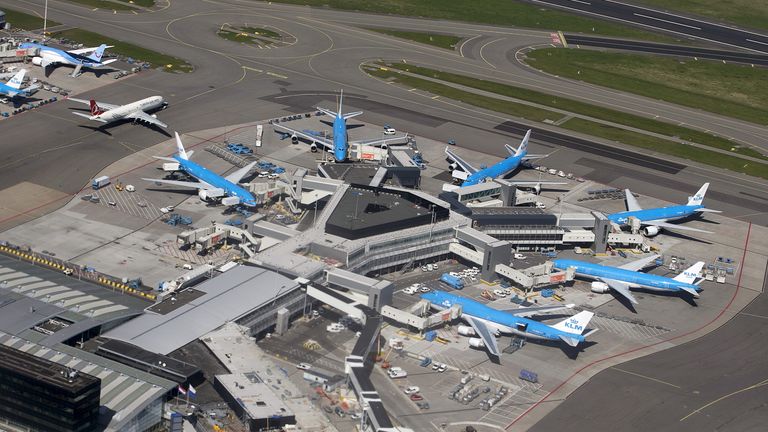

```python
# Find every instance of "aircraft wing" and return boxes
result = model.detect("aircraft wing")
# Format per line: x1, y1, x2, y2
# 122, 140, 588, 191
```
465, 316, 500, 357
445, 147, 477, 175
353, 135, 409, 147
274, 124, 332, 150
69, 45, 114, 55
625, 189, 642, 212
142, 178, 208, 189
67, 97, 120, 111
225, 161, 258, 184
618, 254, 660, 271
501, 303, 574, 317
644, 220, 713, 234
600, 278, 639, 305
522, 154, 550, 160
128, 110, 168, 128
508, 181, 568, 187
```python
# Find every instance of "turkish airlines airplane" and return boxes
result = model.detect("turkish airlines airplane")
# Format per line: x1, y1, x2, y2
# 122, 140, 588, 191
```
69, 95, 168, 128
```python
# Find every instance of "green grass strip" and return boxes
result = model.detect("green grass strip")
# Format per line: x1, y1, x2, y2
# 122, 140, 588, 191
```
365, 28, 462, 50
63, 0, 136, 11
53, 28, 193, 73
526, 48, 768, 127
3, 8, 60, 30
384, 62, 766, 160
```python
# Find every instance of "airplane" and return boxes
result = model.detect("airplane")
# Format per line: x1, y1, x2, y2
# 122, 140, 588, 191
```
273, 90, 407, 162
143, 132, 258, 207
68, 95, 168, 128
0, 69, 39, 99
553, 255, 705, 305
607, 183, 720, 236
19, 42, 117, 77
444, 130, 566, 192
420, 290, 597, 357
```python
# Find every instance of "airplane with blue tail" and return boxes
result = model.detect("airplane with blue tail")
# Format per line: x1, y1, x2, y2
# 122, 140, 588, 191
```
143, 132, 258, 207
420, 290, 597, 358
553, 255, 705, 305
0, 69, 39, 99
19, 42, 116, 77
608, 183, 720, 236
444, 129, 565, 192
273, 90, 408, 162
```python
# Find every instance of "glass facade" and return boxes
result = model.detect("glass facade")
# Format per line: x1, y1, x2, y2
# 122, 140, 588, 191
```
0, 346, 100, 432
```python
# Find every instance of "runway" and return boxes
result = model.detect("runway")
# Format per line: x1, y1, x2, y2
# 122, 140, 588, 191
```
563, 34, 768, 65
528, 0, 768, 53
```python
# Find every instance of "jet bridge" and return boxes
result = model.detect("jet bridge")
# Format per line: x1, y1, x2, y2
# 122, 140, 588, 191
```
177, 222, 262, 257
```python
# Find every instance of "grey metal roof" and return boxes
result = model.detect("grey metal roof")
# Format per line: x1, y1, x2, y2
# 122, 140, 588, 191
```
104, 265, 300, 355
0, 331, 174, 432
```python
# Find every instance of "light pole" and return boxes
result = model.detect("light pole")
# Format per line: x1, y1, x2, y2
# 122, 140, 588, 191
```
43, 0, 49, 37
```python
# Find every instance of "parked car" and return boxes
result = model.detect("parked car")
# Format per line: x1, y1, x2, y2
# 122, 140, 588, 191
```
296, 363, 311, 370
404, 386, 420, 395
410, 394, 424, 401
383, 127, 396, 135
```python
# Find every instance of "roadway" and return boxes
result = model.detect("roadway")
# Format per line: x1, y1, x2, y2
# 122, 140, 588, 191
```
528, 0, 768, 53
563, 34, 768, 65
530, 271, 768, 432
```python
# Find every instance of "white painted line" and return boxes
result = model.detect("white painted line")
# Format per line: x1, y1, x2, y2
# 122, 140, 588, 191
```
746, 38, 768, 47
570, 0, 591, 4
633, 13, 701, 30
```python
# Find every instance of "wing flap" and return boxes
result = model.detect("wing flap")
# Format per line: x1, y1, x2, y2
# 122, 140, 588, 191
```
225, 161, 258, 183
128, 111, 167, 128
602, 278, 639, 305
618, 254, 660, 271
142, 178, 207, 189
500, 303, 574, 317
645, 220, 712, 234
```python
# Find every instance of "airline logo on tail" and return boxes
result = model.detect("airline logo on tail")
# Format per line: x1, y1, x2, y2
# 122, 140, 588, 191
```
87, 44, 107, 63
514, 130, 531, 157
687, 183, 709, 206
89, 100, 105, 116
7, 70, 26, 90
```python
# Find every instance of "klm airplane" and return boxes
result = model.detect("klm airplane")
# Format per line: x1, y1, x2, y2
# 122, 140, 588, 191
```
553, 255, 705, 305
445, 130, 565, 191
608, 183, 720, 236
143, 132, 258, 207
273, 90, 407, 162
0, 69, 38, 99
421, 290, 596, 358
19, 42, 116, 77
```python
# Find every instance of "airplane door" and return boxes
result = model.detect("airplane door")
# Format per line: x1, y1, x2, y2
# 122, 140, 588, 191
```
516, 323, 528, 332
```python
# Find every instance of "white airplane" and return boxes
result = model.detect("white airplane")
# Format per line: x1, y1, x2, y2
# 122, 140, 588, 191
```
68, 95, 168, 128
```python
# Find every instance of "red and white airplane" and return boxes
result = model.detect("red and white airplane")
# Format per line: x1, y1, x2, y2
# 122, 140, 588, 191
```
69, 95, 168, 128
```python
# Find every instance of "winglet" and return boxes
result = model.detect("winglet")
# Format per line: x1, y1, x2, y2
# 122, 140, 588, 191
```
174, 132, 189, 160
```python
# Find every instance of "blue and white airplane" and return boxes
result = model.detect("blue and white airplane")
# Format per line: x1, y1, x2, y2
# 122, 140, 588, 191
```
420, 290, 596, 357
273, 90, 407, 162
553, 255, 705, 305
143, 132, 258, 207
19, 42, 116, 77
608, 183, 720, 236
0, 69, 38, 99
445, 130, 565, 191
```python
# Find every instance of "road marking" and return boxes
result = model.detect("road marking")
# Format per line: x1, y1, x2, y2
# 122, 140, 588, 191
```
479, 37, 505, 69
569, 0, 591, 4
746, 38, 768, 47
680, 377, 768, 421
633, 13, 701, 30
458, 35, 482, 58
612, 367, 681, 388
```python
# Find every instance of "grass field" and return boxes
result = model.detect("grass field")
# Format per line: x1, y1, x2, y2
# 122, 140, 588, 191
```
4, 8, 60, 30
636, 0, 768, 32
526, 49, 768, 126
271, 0, 682, 43
64, 0, 136, 10
382, 62, 767, 160
366, 64, 768, 179
53, 28, 193, 72
365, 28, 462, 50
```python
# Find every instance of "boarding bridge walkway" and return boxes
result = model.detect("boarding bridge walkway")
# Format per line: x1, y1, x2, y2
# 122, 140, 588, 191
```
368, 167, 388, 187
448, 243, 484, 265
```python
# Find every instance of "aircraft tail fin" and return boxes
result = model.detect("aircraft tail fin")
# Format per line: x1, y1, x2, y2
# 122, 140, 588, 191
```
174, 132, 189, 160
6, 69, 26, 90
553, 310, 594, 335
687, 183, 709, 206
674, 261, 705, 284
89, 99, 105, 116
514, 129, 532, 157
87, 44, 108, 62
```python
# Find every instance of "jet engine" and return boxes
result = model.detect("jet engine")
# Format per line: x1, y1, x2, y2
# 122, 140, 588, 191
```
381, 143, 388, 150
468, 338, 485, 348
151, 114, 158, 118
643, 226, 660, 237
533, 182, 542, 195
309, 143, 318, 152
448, 162, 458, 171
590, 281, 611, 293
291, 135, 299, 144
31, 57, 43, 66
457, 325, 476, 336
